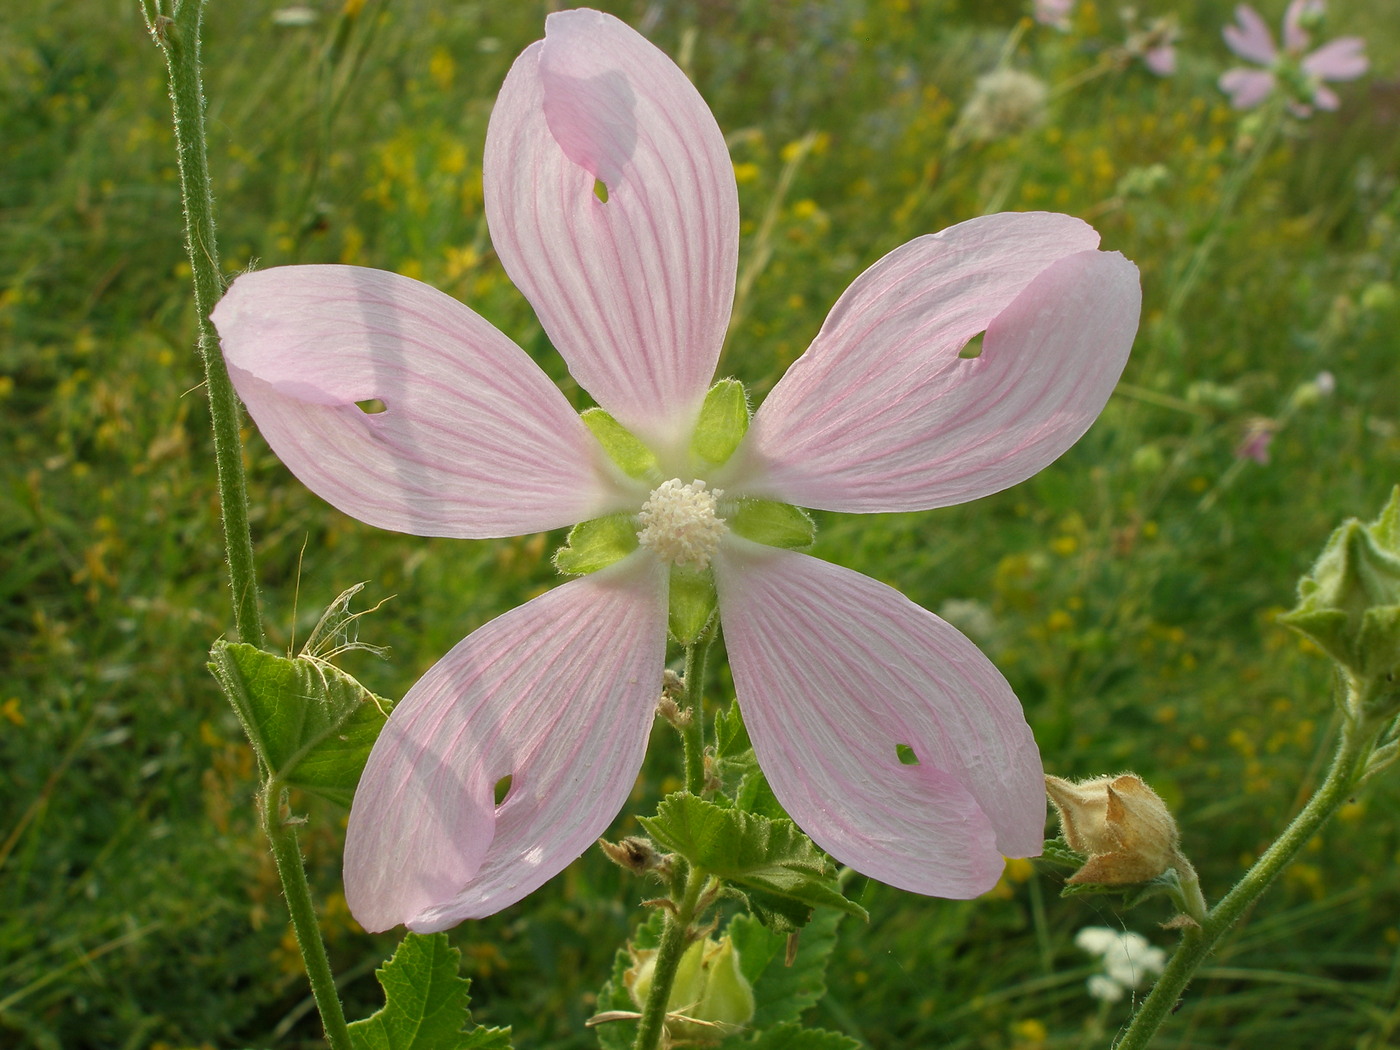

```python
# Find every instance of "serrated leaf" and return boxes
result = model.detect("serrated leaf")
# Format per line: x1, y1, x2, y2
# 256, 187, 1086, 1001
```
711, 706, 791, 821
349, 933, 511, 1050
714, 703, 752, 759
729, 909, 843, 1030
744, 1023, 863, 1050
640, 795, 866, 928
1040, 837, 1085, 868
209, 641, 393, 805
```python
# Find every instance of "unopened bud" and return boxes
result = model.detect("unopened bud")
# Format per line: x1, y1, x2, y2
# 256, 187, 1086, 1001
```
1279, 487, 1400, 701
1045, 773, 1183, 885
625, 935, 755, 1044
599, 836, 673, 880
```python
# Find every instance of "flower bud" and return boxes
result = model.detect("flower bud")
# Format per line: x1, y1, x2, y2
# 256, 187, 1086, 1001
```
1279, 487, 1400, 694
1045, 773, 1182, 885
625, 934, 756, 1044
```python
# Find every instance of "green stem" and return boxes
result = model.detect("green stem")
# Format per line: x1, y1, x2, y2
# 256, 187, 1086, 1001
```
680, 639, 712, 796
633, 867, 708, 1050
1114, 717, 1377, 1050
261, 779, 355, 1050
145, 0, 265, 648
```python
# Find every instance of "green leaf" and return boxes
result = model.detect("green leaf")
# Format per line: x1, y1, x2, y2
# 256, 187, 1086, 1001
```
745, 1023, 863, 1050
639, 795, 867, 932
730, 908, 844, 1030
208, 640, 392, 806
712, 704, 787, 821
349, 933, 511, 1050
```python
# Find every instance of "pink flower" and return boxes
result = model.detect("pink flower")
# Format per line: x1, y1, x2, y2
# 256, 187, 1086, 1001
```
1220, 0, 1368, 114
212, 9, 1140, 932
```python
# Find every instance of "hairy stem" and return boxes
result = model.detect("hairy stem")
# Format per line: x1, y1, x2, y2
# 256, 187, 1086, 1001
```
145, 0, 264, 647
633, 867, 708, 1050
1115, 715, 1377, 1050
680, 638, 713, 796
261, 780, 354, 1050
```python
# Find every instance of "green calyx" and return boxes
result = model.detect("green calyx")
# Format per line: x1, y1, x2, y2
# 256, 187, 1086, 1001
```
691, 378, 750, 467
554, 514, 639, 575
728, 498, 815, 550
582, 407, 658, 480
1280, 487, 1400, 702
668, 565, 717, 645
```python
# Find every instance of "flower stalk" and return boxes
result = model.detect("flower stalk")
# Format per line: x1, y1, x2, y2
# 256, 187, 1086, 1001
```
633, 865, 710, 1050
1116, 709, 1381, 1050
261, 779, 355, 1050
141, 0, 264, 648
145, 3, 352, 1045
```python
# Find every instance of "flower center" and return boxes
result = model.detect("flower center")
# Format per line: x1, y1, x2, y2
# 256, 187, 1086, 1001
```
636, 479, 727, 571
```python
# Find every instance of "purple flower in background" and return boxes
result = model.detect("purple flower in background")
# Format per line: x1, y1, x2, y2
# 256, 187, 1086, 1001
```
1220, 0, 1368, 114
213, 8, 1141, 932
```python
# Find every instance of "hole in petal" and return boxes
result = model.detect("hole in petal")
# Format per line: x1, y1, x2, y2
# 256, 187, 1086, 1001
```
493, 774, 514, 807
895, 743, 920, 766
356, 398, 387, 414
592, 178, 609, 203
957, 333, 985, 359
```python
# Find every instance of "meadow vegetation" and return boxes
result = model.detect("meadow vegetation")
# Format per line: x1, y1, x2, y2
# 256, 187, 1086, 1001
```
3, 0, 1399, 1047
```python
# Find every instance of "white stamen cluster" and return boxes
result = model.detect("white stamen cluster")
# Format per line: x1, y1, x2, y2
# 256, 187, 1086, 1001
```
636, 479, 727, 571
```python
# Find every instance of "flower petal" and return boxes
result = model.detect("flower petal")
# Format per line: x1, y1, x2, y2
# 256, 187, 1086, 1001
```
344, 555, 670, 932
726, 214, 1139, 512
1223, 4, 1276, 64
713, 542, 1044, 898
484, 10, 739, 453
1304, 37, 1368, 82
213, 265, 624, 538
1283, 0, 1322, 54
1219, 68, 1277, 109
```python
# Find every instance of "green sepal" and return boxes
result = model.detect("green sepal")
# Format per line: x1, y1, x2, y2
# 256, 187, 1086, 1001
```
582, 407, 657, 480
730, 499, 816, 550
639, 793, 868, 934
348, 932, 512, 1049
691, 378, 750, 467
668, 565, 717, 645
208, 640, 392, 806
554, 514, 639, 575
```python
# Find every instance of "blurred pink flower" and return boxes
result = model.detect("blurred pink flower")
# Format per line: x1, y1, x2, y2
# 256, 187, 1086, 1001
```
213, 8, 1141, 932
1126, 15, 1180, 76
1236, 418, 1278, 463
1220, 0, 1368, 114
1034, 0, 1074, 30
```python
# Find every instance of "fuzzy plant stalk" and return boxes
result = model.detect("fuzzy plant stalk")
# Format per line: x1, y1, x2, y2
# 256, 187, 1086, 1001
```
1118, 492, 1400, 1049
141, 3, 353, 1046
1115, 709, 1385, 1050
140, 0, 264, 649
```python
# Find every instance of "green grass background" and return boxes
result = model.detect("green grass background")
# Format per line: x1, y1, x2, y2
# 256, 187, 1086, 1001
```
3, 0, 1399, 1047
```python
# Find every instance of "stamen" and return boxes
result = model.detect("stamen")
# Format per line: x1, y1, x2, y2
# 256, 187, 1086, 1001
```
636, 479, 728, 571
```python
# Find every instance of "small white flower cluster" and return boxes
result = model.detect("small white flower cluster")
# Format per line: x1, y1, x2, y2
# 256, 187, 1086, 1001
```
1074, 927, 1166, 1003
